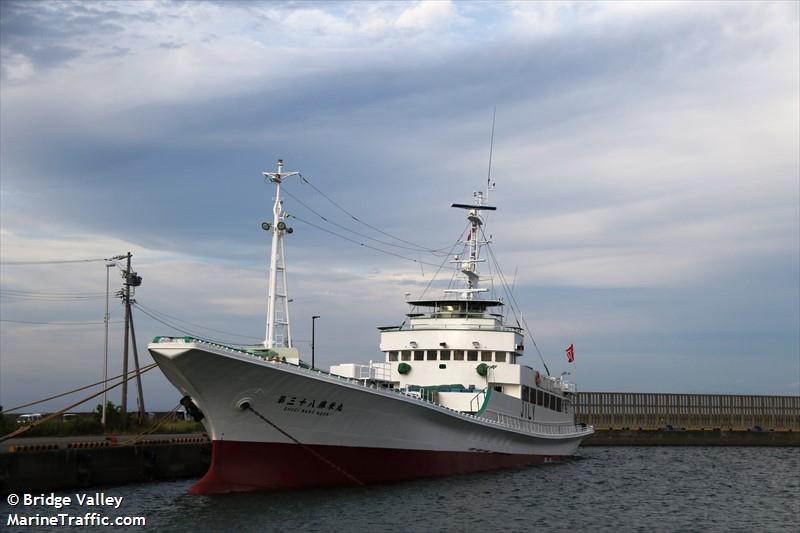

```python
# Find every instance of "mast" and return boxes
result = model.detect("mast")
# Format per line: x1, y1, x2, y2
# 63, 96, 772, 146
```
262, 159, 298, 349
450, 192, 496, 300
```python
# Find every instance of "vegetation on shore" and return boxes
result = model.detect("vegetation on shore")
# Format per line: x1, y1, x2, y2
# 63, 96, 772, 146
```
1, 401, 204, 439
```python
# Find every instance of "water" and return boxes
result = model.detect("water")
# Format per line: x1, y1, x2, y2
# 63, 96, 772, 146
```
3, 447, 798, 532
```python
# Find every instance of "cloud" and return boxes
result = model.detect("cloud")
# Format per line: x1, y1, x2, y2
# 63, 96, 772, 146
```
1, 1, 798, 409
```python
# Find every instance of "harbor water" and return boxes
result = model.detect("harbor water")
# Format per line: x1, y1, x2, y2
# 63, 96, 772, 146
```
3, 446, 798, 532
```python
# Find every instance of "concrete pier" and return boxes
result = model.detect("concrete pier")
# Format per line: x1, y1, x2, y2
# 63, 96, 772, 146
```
0, 435, 209, 495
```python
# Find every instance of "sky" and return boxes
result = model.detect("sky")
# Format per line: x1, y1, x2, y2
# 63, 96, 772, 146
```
0, 0, 798, 413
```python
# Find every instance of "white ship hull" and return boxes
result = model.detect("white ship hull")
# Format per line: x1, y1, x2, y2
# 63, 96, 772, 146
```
150, 339, 593, 494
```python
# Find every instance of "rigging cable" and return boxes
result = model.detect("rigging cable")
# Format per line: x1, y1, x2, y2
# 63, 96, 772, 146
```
416, 224, 469, 300
479, 224, 551, 376
288, 214, 446, 269
281, 186, 449, 257
297, 173, 452, 255
135, 302, 262, 341
133, 303, 254, 347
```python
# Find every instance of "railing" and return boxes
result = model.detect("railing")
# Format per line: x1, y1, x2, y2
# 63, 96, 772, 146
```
381, 323, 523, 333
469, 388, 488, 413
487, 410, 592, 436
156, 336, 592, 437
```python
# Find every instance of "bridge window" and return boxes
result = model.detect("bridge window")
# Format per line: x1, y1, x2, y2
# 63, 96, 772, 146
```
495, 352, 506, 363
427, 351, 437, 361
467, 350, 478, 361
414, 350, 424, 361
481, 351, 492, 361
388, 351, 398, 362
454, 351, 465, 361
440, 350, 451, 360
401, 351, 411, 361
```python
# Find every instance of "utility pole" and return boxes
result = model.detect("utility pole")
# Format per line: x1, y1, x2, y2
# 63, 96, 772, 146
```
128, 305, 146, 424
121, 252, 131, 427
119, 252, 144, 428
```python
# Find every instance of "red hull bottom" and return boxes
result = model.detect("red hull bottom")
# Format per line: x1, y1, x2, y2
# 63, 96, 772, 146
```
190, 440, 565, 494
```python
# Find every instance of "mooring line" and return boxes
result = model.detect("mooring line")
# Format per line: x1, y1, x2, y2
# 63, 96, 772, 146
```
244, 404, 365, 486
0, 363, 158, 443
4, 366, 158, 413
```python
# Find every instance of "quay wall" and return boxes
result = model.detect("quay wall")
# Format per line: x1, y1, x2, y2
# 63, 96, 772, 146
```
0, 439, 209, 495
575, 392, 800, 431
582, 428, 799, 446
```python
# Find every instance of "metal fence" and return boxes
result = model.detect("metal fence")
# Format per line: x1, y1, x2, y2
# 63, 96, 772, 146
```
574, 392, 800, 430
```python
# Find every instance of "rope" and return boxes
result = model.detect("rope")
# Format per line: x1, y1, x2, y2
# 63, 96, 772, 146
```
0, 363, 158, 443
245, 403, 364, 486
113, 403, 183, 446
4, 366, 158, 413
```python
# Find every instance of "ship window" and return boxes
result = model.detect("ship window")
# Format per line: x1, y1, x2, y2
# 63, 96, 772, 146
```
493, 385, 503, 393
454, 351, 465, 361
388, 351, 398, 362
495, 352, 506, 363
439, 364, 447, 369
414, 350, 424, 361
556, 397, 563, 412
427, 350, 437, 361
467, 350, 478, 361
536, 390, 544, 406
481, 351, 492, 361
401, 351, 411, 361
522, 385, 530, 403
440, 350, 451, 360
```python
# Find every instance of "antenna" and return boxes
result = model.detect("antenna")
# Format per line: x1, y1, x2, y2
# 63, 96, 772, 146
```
486, 107, 497, 202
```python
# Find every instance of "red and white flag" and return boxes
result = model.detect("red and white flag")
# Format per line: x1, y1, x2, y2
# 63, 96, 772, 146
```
566, 344, 575, 363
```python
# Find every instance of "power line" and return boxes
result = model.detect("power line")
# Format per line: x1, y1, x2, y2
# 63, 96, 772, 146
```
0, 290, 107, 301
0, 258, 108, 265
0, 319, 124, 326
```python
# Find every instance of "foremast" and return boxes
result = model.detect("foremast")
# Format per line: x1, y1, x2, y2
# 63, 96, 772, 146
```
262, 159, 298, 349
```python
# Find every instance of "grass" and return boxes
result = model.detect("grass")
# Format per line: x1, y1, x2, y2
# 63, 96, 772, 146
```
1, 412, 204, 439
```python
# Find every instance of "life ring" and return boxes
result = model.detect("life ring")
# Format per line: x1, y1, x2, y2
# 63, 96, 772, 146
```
535, 371, 541, 386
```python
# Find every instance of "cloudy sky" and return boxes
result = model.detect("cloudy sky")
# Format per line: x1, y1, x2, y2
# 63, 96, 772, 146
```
1, 1, 798, 412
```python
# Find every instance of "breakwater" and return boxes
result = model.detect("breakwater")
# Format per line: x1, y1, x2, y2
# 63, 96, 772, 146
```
575, 392, 800, 431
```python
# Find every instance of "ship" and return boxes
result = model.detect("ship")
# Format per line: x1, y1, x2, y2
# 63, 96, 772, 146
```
148, 159, 594, 494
